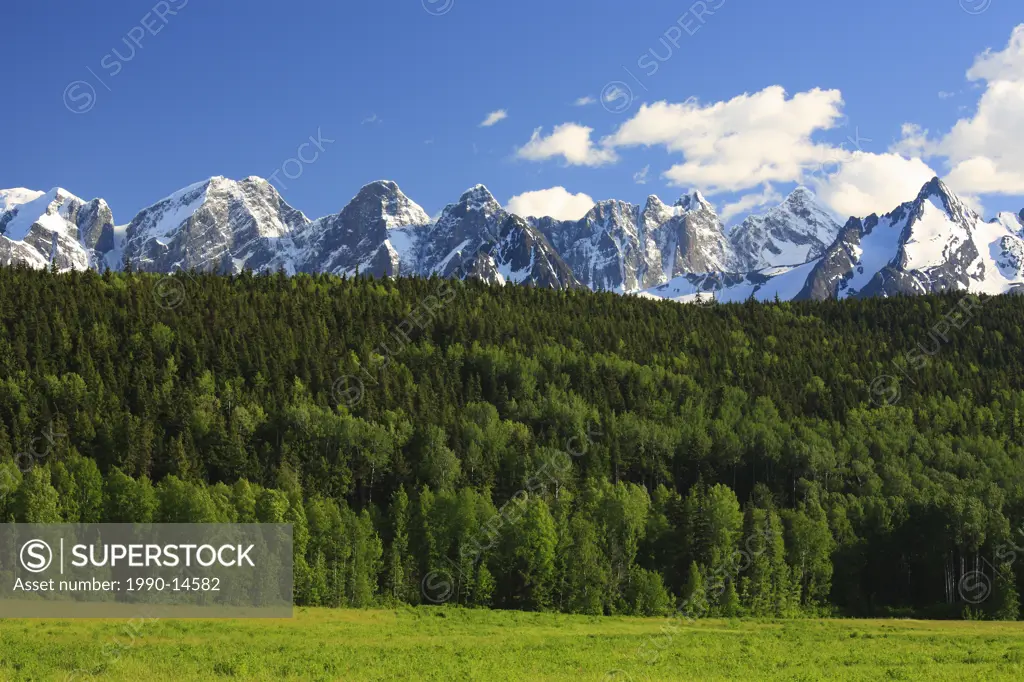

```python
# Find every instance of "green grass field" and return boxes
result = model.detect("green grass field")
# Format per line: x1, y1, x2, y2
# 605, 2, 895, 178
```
1, 608, 1023, 681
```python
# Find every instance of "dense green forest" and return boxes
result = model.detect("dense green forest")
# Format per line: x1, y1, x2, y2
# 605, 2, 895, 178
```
1, 266, 1023, 619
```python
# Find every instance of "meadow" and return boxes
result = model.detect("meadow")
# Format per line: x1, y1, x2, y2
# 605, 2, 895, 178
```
0, 608, 1023, 681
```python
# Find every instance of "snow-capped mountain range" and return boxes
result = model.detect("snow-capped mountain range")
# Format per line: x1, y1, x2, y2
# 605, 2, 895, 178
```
1, 175, 1022, 302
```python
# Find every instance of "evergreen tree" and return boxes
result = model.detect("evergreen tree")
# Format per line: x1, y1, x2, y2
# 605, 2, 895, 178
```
0, 458, 22, 522
67, 452, 104, 523
2, 268, 1024, 617
562, 515, 609, 615
683, 561, 707, 618
103, 468, 157, 523
992, 561, 1020, 621
50, 461, 80, 522
626, 565, 671, 616
386, 486, 413, 603
13, 466, 61, 522
721, 579, 741, 618
231, 479, 258, 522
495, 495, 557, 611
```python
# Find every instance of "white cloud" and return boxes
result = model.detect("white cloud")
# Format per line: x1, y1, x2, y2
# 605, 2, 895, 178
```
515, 123, 618, 167
968, 26, 1024, 82
480, 110, 508, 127
633, 165, 651, 185
945, 156, 1024, 197
810, 151, 938, 220
893, 24, 1024, 197
511, 25, 1024, 221
506, 187, 596, 221
938, 91, 956, 99
574, 96, 596, 106
720, 184, 783, 222
602, 86, 846, 194
890, 123, 932, 158
361, 113, 381, 125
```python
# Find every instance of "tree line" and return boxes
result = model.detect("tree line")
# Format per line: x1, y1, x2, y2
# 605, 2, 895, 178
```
0, 265, 1023, 618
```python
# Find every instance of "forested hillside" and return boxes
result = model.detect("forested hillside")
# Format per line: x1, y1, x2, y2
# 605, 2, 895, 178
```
1, 266, 1023, 619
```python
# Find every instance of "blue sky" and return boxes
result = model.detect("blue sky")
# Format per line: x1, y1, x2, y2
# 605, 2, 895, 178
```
3, 0, 1023, 225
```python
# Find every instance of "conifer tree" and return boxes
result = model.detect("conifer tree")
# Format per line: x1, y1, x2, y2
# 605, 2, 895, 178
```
683, 561, 707, 618
992, 561, 1020, 621
14, 466, 61, 523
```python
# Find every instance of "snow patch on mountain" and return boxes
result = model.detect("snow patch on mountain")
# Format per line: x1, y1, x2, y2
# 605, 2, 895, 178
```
3, 174, 1022, 303
0, 188, 45, 211
729, 187, 841, 270
124, 176, 310, 274
0, 188, 115, 271
900, 196, 971, 272
839, 215, 902, 297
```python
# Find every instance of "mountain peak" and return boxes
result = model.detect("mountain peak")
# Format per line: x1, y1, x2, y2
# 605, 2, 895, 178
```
676, 190, 715, 214
46, 187, 85, 204
6, 173, 1023, 303
643, 195, 670, 213
785, 186, 816, 204
728, 186, 841, 271
350, 180, 409, 205
913, 176, 975, 225
338, 180, 430, 229
459, 184, 498, 206
0, 188, 45, 211
917, 176, 950, 201
357, 179, 402, 195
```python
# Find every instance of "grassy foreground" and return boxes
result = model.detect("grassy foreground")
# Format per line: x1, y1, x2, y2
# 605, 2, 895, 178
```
1, 608, 1023, 681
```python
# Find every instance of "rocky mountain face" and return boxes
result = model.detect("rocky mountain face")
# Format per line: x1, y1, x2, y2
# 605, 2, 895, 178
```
2, 175, 1021, 303
293, 180, 430, 278
536, 199, 646, 291
729, 187, 841, 271
417, 185, 508, 277
659, 191, 739, 276
801, 178, 1024, 299
645, 178, 1024, 302
0, 188, 114, 271
532, 190, 739, 292
121, 176, 308, 274
117, 177, 579, 288
420, 188, 579, 288
467, 214, 582, 289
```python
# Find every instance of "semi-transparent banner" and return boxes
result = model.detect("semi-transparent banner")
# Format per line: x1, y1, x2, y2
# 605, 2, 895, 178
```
0, 524, 293, 618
